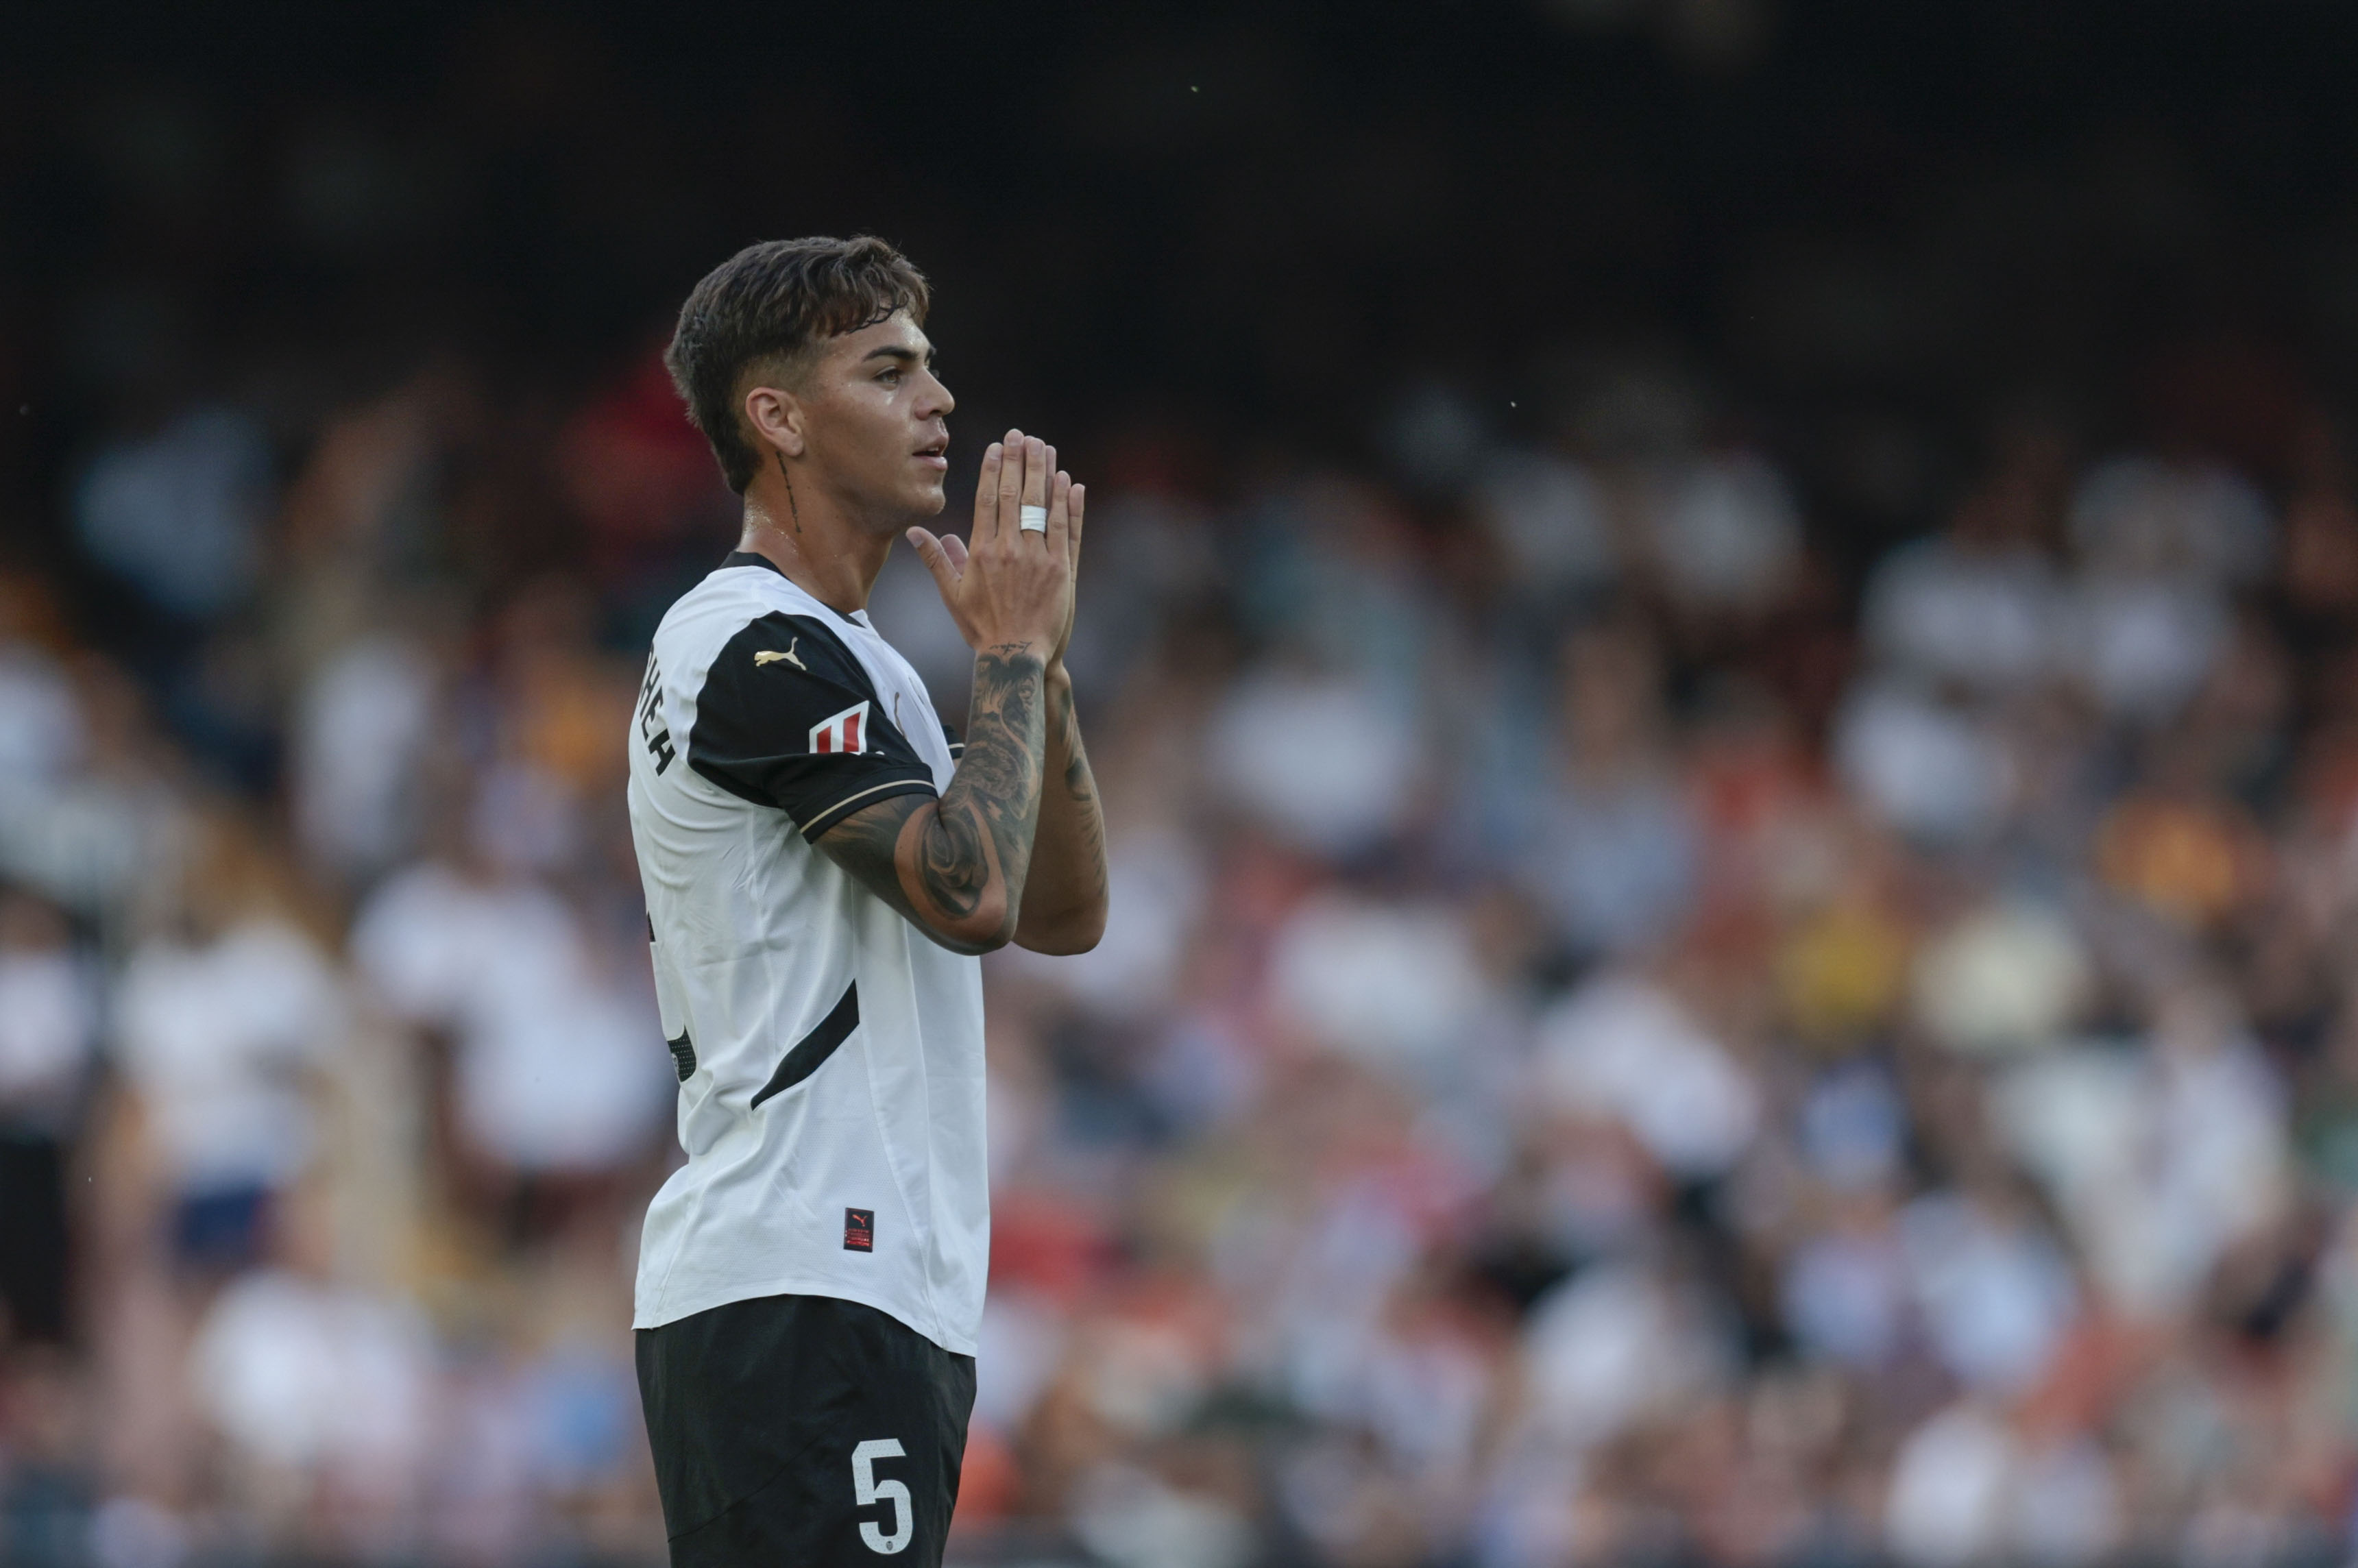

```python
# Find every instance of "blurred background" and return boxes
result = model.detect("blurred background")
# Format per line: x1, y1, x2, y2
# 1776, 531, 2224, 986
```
7, 1, 2358, 1563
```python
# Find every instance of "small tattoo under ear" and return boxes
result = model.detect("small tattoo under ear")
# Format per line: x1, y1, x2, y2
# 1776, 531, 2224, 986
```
778, 452, 802, 535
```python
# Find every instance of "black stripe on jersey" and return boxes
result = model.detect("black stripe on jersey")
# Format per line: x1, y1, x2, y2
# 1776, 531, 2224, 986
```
749, 981, 860, 1110
687, 608, 937, 841
668, 1029, 696, 1082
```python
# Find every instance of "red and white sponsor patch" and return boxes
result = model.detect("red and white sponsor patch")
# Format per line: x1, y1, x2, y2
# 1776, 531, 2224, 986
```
810, 701, 869, 755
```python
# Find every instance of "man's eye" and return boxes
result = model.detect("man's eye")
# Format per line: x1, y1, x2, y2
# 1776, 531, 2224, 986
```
879, 369, 901, 384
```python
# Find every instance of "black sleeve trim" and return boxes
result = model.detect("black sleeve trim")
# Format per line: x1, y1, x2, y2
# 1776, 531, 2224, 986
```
799, 776, 938, 843
687, 611, 936, 833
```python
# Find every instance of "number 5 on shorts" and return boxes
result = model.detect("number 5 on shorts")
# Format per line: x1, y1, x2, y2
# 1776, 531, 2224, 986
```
852, 1438, 913, 1554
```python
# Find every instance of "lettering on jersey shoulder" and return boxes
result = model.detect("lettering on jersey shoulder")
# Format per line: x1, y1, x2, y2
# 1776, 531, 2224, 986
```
844, 1208, 875, 1252
637, 656, 675, 774
810, 701, 869, 755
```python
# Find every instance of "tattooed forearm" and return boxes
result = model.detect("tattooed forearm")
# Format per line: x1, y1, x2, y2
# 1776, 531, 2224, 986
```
928, 647, 1045, 916
1053, 681, 1085, 791
814, 646, 1048, 953
1054, 683, 1106, 895
1014, 670, 1110, 954
810, 791, 973, 944
915, 805, 988, 919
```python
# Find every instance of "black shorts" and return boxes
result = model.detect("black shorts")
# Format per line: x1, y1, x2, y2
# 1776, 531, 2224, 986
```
636, 1293, 977, 1567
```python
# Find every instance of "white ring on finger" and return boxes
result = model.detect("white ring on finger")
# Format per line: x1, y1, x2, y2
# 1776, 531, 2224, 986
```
1019, 504, 1049, 533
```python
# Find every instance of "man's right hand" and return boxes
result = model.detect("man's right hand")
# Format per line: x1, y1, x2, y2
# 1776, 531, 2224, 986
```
906, 430, 1074, 658
816, 430, 1071, 955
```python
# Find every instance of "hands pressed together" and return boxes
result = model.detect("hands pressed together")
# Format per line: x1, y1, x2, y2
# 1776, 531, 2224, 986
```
826, 428, 1106, 957
905, 431, 1082, 668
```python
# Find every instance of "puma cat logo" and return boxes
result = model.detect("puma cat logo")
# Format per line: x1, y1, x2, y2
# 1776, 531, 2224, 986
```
754, 639, 804, 671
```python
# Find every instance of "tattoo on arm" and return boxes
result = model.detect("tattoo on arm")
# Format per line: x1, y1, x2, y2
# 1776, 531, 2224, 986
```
815, 647, 1047, 951
933, 646, 1045, 909
810, 791, 939, 931
915, 805, 988, 919
1047, 679, 1108, 912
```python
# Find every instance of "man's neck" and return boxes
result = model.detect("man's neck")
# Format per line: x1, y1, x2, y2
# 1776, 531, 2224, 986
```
738, 465, 894, 615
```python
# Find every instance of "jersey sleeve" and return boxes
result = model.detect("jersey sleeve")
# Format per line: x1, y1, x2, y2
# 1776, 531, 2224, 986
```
687, 612, 939, 840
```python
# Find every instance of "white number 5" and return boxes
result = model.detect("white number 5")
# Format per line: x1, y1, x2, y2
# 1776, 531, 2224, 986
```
852, 1438, 913, 1555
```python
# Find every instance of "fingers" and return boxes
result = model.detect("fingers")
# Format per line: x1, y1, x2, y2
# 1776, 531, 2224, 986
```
1067, 480, 1086, 578
995, 428, 1025, 549
1041, 444, 1058, 546
940, 533, 969, 576
905, 528, 961, 602
978, 430, 1066, 558
1023, 438, 1052, 513
1045, 469, 1073, 561
1012, 436, 1050, 552
971, 441, 1006, 544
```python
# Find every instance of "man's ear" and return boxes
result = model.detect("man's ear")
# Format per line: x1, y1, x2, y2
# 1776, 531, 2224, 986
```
744, 383, 805, 462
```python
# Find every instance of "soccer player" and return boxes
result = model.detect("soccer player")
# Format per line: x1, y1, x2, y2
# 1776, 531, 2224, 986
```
625, 236, 1108, 1565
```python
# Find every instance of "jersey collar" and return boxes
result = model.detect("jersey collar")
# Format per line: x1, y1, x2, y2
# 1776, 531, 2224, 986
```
723, 550, 787, 578
723, 551, 873, 628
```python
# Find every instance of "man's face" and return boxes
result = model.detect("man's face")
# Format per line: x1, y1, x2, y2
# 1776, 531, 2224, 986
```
788, 310, 953, 526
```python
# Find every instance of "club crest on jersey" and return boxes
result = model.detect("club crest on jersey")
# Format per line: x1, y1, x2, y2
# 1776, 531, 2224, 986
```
810, 701, 870, 755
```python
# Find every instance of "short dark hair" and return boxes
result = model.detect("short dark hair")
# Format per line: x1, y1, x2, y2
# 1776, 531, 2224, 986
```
664, 236, 932, 493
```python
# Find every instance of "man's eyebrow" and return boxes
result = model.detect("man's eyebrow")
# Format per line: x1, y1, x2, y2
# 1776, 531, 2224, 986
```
859, 345, 932, 365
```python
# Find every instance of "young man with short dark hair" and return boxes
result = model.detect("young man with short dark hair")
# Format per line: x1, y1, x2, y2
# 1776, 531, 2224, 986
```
627, 235, 1107, 1565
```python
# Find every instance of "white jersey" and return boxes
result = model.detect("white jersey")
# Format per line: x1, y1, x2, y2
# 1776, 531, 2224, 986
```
625, 552, 987, 1355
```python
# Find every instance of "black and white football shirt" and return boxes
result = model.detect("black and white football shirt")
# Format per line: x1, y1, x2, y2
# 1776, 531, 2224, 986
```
626, 552, 987, 1355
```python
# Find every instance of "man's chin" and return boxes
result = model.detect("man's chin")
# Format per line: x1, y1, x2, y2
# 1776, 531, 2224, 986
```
869, 487, 946, 535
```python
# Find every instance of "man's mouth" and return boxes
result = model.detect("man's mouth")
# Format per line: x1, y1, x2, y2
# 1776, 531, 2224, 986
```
914, 439, 949, 469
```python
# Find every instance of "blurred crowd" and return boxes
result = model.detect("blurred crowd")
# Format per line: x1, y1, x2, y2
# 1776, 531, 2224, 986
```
947, 387, 2358, 1568
10, 319, 2358, 1568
